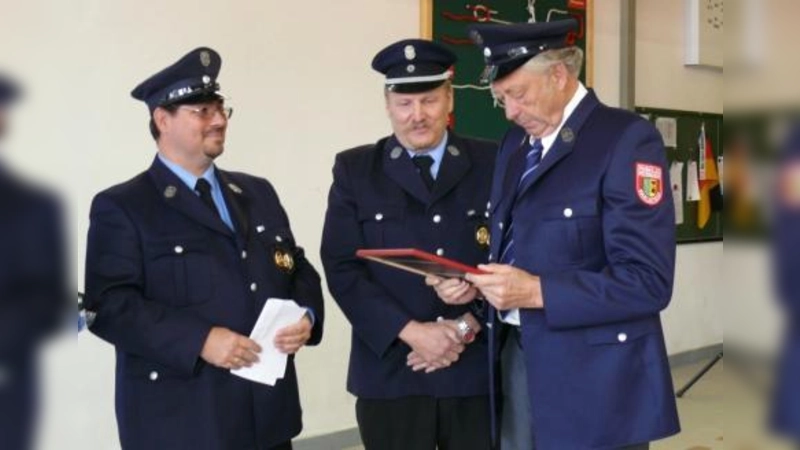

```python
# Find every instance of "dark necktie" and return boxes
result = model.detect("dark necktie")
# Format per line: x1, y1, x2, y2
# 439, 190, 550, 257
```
412, 155, 435, 191
194, 178, 220, 218
499, 138, 544, 266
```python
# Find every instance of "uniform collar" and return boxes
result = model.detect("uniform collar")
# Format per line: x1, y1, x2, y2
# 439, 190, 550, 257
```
404, 130, 448, 168
157, 152, 218, 193
535, 82, 588, 157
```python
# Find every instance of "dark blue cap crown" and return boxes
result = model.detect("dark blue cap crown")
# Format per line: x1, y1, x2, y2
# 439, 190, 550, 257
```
372, 39, 456, 93
469, 19, 578, 83
131, 47, 222, 111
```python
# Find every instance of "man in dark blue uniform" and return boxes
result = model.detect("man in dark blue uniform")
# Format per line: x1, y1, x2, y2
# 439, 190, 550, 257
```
0, 73, 69, 450
84, 48, 324, 450
771, 123, 800, 444
431, 20, 680, 449
320, 40, 495, 449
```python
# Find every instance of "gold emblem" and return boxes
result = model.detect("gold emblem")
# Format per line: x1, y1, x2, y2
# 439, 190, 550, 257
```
561, 127, 575, 143
274, 249, 295, 273
200, 50, 211, 67
475, 225, 491, 248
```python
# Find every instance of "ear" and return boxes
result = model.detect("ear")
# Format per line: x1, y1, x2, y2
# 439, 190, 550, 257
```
446, 84, 454, 114
153, 107, 170, 136
551, 63, 569, 90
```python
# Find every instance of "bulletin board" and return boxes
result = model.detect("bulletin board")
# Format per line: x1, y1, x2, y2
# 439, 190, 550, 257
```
420, 0, 593, 141
636, 107, 724, 244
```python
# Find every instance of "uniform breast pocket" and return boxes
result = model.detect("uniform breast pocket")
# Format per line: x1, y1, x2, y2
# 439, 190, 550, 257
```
254, 227, 295, 292
539, 201, 601, 266
145, 239, 213, 307
357, 205, 405, 248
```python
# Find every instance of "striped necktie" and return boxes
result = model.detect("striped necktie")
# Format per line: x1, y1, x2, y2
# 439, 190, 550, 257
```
499, 138, 544, 267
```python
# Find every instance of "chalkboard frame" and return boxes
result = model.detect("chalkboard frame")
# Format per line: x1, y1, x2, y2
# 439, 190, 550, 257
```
420, 0, 594, 142
636, 106, 724, 245
420, 0, 594, 86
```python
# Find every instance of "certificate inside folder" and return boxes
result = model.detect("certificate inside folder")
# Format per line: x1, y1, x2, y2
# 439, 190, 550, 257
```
356, 248, 486, 278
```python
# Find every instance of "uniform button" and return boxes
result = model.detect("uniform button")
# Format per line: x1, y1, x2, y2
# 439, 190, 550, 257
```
489, 254, 494, 262
436, 248, 445, 256
250, 283, 258, 292
375, 213, 384, 222
241, 250, 248, 260
149, 371, 159, 381
432, 214, 442, 224
256, 225, 265, 233
563, 208, 573, 218
617, 333, 628, 343
174, 245, 184, 254
487, 201, 491, 209
499, 222, 504, 230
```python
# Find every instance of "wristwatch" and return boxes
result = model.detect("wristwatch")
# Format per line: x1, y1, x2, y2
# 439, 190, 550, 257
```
456, 317, 476, 344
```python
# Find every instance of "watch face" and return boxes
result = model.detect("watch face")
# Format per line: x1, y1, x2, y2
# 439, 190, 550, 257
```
463, 330, 476, 344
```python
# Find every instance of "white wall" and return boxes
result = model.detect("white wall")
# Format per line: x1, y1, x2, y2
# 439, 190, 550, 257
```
0, 0, 723, 448
635, 0, 723, 355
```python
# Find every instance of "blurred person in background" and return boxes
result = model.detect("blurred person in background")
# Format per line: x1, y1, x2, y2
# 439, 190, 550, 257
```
0, 72, 69, 450
771, 121, 800, 444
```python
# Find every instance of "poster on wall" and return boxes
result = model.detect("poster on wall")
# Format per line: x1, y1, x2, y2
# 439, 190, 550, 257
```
685, 0, 723, 68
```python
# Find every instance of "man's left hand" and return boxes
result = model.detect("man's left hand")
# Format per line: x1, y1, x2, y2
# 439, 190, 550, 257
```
274, 315, 313, 354
465, 264, 543, 310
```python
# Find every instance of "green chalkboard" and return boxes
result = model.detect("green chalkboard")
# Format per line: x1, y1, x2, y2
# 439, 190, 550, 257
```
424, 0, 592, 141
636, 107, 724, 244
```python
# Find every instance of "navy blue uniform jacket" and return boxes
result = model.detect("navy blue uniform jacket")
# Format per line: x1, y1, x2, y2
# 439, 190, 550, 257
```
85, 157, 324, 450
321, 132, 495, 399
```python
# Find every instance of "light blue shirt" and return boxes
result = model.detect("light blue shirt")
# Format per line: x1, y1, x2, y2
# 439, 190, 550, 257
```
405, 131, 448, 180
158, 153, 235, 231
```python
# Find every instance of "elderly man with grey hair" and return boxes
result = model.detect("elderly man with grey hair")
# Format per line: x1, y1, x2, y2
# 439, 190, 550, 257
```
428, 19, 680, 450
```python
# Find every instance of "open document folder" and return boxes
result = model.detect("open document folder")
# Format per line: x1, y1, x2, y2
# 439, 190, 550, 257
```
231, 298, 306, 386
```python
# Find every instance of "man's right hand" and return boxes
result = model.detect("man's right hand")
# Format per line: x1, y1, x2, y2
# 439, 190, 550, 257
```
399, 320, 465, 372
200, 327, 262, 370
426, 275, 478, 305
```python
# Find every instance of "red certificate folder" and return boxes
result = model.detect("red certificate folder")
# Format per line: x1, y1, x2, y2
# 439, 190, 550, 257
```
356, 248, 486, 278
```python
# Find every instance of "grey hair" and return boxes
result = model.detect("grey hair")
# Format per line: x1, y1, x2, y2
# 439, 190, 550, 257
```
522, 46, 584, 78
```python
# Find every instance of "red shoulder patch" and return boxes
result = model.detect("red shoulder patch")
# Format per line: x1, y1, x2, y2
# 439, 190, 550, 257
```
635, 162, 664, 206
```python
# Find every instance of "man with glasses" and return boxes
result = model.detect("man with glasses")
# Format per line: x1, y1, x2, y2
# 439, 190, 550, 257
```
84, 47, 324, 450
430, 20, 680, 449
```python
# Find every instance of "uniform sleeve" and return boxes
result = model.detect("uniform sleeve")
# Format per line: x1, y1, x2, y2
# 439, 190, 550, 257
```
84, 193, 213, 375
261, 179, 325, 346
320, 154, 414, 358
541, 120, 676, 329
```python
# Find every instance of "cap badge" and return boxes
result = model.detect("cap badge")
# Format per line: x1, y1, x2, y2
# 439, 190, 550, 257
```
404, 45, 416, 61
200, 51, 211, 67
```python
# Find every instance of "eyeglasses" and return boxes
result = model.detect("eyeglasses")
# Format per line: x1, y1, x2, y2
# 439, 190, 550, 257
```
492, 85, 530, 110
179, 104, 234, 120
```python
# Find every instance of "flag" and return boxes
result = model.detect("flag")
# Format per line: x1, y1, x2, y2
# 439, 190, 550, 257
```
697, 123, 719, 228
